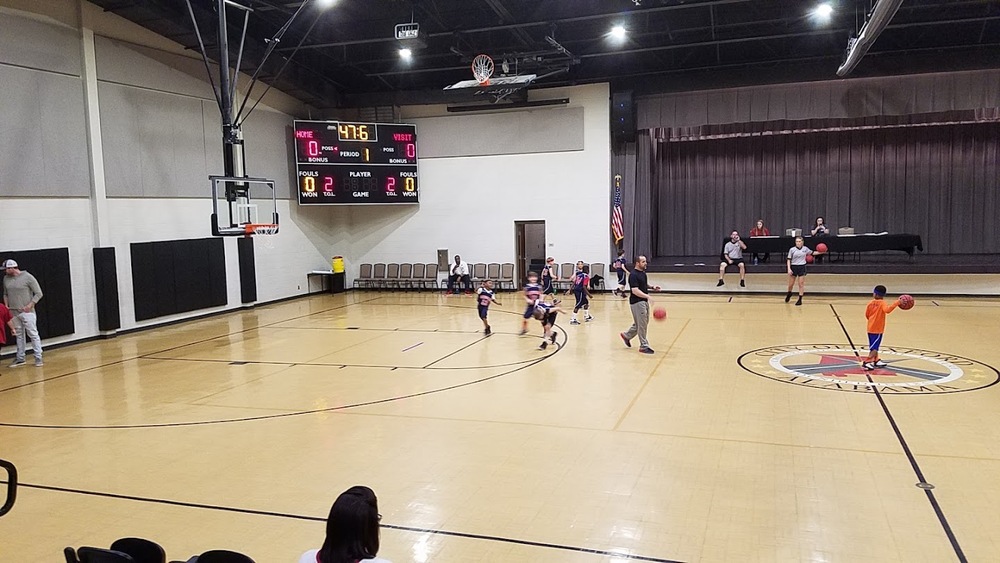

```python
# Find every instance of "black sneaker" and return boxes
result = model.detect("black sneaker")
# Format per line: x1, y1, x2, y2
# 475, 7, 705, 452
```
795, 297, 802, 306
785, 292, 792, 303
716, 280, 724, 287
620, 332, 632, 348
550, 332, 557, 344
639, 347, 655, 354
484, 327, 491, 336
740, 280, 745, 287
538, 341, 548, 351
8, 359, 26, 368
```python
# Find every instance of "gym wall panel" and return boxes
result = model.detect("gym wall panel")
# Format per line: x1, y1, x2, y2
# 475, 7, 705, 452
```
413, 106, 584, 158
0, 66, 90, 197
0, 10, 81, 75
241, 108, 296, 200
99, 82, 211, 197
93, 36, 216, 100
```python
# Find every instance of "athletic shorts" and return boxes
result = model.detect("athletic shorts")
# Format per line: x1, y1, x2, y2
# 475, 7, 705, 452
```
478, 305, 489, 319
523, 304, 536, 319
542, 280, 555, 294
723, 258, 744, 268
617, 271, 627, 285
790, 264, 807, 277
574, 289, 588, 309
541, 312, 557, 326
868, 333, 883, 351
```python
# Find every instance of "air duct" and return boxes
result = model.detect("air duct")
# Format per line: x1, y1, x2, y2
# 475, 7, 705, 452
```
837, 0, 904, 76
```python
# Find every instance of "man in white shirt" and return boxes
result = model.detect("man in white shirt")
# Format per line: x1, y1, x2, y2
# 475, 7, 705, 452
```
446, 255, 472, 295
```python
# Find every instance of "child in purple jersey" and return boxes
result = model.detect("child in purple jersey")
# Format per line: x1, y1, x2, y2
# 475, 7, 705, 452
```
520, 271, 543, 335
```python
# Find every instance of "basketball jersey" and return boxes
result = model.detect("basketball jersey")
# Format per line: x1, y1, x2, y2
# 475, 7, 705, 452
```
477, 287, 494, 307
613, 258, 624, 271
541, 265, 553, 281
572, 271, 589, 291
524, 283, 542, 302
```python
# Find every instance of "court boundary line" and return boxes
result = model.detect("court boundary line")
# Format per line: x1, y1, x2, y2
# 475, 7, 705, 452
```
11, 482, 683, 562
830, 304, 967, 563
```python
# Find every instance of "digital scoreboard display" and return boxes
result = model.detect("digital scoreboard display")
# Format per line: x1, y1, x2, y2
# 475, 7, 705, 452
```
293, 120, 418, 205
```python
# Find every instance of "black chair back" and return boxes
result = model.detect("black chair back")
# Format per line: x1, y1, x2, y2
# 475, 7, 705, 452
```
195, 550, 256, 563
77, 547, 135, 563
64, 547, 80, 563
110, 538, 166, 563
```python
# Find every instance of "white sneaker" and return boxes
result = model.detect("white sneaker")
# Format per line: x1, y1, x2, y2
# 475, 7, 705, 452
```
8, 359, 26, 368
874, 360, 888, 368
862, 362, 875, 371
585, 315, 594, 322
570, 319, 580, 325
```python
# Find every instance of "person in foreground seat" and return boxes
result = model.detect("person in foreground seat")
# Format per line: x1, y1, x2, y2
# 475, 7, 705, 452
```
299, 486, 392, 563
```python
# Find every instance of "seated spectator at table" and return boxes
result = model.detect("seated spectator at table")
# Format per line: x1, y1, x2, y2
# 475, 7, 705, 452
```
811, 217, 830, 263
446, 255, 472, 295
749, 219, 771, 264
299, 485, 392, 563
718, 230, 748, 288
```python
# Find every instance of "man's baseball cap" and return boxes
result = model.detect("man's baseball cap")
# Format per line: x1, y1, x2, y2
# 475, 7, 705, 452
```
2, 259, 17, 269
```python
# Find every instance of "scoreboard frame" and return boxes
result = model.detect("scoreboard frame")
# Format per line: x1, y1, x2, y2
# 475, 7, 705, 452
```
293, 120, 418, 206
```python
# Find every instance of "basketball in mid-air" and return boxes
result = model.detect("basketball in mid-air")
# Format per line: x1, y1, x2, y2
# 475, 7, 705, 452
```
898, 294, 915, 310
816, 242, 828, 253
653, 307, 667, 321
805, 254, 814, 264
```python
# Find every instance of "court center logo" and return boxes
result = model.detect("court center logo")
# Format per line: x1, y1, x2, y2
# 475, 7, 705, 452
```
738, 344, 1000, 394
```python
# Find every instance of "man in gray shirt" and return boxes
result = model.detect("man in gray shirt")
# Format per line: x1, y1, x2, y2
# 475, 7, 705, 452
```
2, 259, 44, 367
718, 231, 748, 287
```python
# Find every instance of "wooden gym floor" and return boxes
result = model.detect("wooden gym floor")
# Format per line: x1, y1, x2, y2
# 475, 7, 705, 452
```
2, 288, 999, 562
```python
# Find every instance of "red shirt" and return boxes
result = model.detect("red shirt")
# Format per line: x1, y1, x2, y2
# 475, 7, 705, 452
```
0, 304, 11, 345
749, 227, 770, 237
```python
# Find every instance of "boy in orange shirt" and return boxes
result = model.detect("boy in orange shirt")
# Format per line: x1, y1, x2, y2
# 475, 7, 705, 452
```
863, 285, 900, 370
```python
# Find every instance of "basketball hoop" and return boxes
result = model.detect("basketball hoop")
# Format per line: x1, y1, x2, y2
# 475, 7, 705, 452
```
471, 54, 494, 86
245, 223, 279, 249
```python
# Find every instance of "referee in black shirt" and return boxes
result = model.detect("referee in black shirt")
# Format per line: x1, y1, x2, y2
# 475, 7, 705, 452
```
619, 255, 660, 354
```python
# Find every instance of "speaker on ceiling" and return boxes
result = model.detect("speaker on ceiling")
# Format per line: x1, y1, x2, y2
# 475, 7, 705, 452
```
611, 91, 636, 143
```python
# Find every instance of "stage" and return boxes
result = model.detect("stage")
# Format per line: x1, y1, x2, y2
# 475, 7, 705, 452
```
642, 254, 1000, 296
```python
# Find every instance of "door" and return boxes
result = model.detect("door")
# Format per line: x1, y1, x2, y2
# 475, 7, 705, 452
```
515, 220, 545, 285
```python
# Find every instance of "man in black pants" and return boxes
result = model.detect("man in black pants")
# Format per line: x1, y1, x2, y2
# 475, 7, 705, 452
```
446, 255, 472, 295
619, 255, 660, 354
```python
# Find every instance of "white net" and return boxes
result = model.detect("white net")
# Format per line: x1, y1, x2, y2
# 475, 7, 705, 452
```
472, 54, 494, 85
247, 224, 278, 249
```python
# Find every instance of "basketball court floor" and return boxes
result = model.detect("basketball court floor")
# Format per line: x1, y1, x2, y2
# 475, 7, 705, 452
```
2, 285, 999, 562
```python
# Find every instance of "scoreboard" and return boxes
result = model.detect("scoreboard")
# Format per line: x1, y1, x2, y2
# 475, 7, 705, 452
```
293, 120, 418, 205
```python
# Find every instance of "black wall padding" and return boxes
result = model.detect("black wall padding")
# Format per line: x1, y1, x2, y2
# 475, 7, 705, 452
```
237, 237, 257, 304
130, 238, 227, 321
0, 248, 75, 339
92, 247, 121, 332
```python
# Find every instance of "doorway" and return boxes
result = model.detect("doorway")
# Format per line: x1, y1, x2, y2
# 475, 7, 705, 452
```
515, 220, 546, 286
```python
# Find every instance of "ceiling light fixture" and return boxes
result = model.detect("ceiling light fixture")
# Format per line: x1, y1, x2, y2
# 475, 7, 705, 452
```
399, 47, 412, 60
610, 25, 627, 40
315, 0, 337, 9
814, 3, 834, 20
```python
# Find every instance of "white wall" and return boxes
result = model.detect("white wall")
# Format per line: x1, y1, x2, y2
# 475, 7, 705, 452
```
350, 83, 611, 282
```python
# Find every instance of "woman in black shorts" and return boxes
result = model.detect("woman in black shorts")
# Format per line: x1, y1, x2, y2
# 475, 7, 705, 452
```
786, 236, 813, 306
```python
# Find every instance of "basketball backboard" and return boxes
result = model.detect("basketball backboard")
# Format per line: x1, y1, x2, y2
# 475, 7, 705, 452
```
210, 175, 279, 237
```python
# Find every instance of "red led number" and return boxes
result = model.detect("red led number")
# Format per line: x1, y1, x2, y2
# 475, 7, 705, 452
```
386, 177, 396, 193
324, 177, 334, 192
307, 140, 319, 157
406, 143, 416, 159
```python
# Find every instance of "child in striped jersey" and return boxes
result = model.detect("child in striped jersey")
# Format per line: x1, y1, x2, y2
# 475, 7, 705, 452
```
476, 280, 501, 335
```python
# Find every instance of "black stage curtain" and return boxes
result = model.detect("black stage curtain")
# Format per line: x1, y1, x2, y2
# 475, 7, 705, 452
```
646, 119, 1000, 256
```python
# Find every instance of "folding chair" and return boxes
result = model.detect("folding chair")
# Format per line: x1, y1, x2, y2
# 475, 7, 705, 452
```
487, 263, 501, 283
590, 263, 606, 289
385, 263, 400, 290
400, 263, 415, 290
371, 263, 386, 289
354, 263, 373, 288
472, 263, 487, 286
425, 263, 439, 289
500, 263, 515, 290
192, 551, 255, 563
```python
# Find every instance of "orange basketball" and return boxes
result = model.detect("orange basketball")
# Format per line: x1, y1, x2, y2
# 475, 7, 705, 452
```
898, 294, 915, 310
816, 243, 828, 253
805, 254, 814, 264
653, 307, 667, 321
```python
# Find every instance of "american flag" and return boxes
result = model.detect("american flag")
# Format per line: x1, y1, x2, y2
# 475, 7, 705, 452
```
611, 175, 624, 243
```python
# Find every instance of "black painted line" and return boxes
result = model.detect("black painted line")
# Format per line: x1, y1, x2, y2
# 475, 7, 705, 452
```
0, 297, 384, 395
933, 300, 941, 306
401, 342, 424, 352
138, 351, 541, 371
728, 296, 733, 303
0, 333, 564, 430
421, 335, 490, 369
13, 482, 680, 562
830, 304, 967, 563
